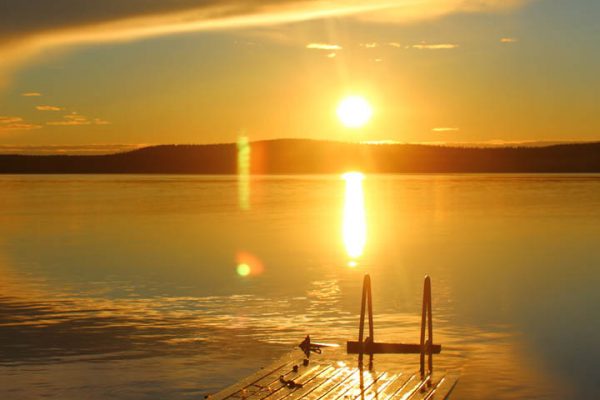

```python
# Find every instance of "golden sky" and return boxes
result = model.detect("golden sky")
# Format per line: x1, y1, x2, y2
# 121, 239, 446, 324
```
0, 0, 598, 151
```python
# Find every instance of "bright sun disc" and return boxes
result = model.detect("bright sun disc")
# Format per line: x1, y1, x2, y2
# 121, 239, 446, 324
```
337, 96, 372, 128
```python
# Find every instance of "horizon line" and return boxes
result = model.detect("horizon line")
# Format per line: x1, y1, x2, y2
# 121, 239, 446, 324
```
1, 138, 600, 156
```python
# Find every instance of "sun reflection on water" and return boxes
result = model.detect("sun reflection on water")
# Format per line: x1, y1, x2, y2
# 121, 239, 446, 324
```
342, 172, 366, 266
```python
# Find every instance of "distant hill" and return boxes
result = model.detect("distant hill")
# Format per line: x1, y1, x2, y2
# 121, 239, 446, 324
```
1, 139, 599, 174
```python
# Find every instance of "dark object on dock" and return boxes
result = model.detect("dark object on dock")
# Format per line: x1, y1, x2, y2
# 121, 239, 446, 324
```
299, 336, 339, 359
347, 275, 441, 377
209, 275, 457, 399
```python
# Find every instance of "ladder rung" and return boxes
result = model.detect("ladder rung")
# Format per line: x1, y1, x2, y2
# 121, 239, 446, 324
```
346, 341, 442, 355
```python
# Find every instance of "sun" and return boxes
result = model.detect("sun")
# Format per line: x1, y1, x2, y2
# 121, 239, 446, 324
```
337, 96, 373, 128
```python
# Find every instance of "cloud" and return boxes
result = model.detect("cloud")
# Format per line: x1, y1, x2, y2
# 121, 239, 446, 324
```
306, 43, 342, 50
500, 37, 518, 43
0, 1, 532, 85
36, 105, 63, 111
432, 127, 459, 132
47, 114, 90, 126
22, 92, 42, 97
0, 116, 42, 132
412, 43, 458, 50
360, 42, 379, 48
46, 112, 109, 126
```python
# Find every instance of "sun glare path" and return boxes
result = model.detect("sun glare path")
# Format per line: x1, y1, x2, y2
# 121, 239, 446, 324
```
342, 172, 366, 266
237, 134, 251, 210
337, 96, 372, 128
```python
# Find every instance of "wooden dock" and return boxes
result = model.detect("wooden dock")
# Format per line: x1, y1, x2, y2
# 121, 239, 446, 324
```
209, 349, 458, 400
210, 275, 458, 399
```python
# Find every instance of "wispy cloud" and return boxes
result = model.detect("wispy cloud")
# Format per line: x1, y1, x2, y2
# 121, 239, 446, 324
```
0, 116, 42, 132
46, 112, 109, 126
36, 105, 63, 111
432, 127, 459, 132
500, 37, 518, 43
360, 42, 379, 48
0, 1, 532, 86
22, 92, 42, 97
47, 114, 90, 126
412, 43, 458, 50
306, 43, 342, 50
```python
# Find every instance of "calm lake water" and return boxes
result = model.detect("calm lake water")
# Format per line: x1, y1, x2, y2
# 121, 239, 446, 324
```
0, 174, 599, 399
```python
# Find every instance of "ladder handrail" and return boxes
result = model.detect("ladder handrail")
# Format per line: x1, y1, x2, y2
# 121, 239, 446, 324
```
348, 274, 440, 380
420, 275, 433, 377
357, 274, 374, 369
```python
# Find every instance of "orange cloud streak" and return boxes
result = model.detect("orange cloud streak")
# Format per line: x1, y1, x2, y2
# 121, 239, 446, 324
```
0, 1, 532, 87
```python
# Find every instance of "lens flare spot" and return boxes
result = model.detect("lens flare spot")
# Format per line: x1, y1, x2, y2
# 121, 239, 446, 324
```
235, 251, 264, 277
237, 134, 251, 210
236, 263, 251, 277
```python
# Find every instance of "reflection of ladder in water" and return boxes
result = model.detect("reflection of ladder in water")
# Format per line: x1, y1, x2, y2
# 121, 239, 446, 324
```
346, 275, 441, 378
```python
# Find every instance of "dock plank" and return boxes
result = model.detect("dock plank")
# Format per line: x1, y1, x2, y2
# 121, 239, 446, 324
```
375, 374, 415, 400
293, 367, 356, 400
423, 374, 459, 400
250, 365, 323, 400
396, 374, 444, 400
355, 371, 394, 400
263, 365, 334, 400
332, 370, 386, 400
284, 366, 352, 400
240, 365, 300, 399
213, 356, 297, 400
